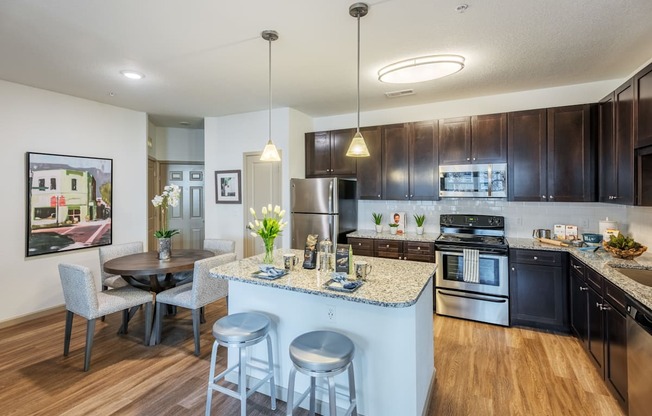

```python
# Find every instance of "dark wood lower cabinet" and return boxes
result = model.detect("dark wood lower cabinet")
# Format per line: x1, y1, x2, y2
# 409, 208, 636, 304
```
347, 237, 435, 263
509, 249, 568, 331
568, 257, 628, 413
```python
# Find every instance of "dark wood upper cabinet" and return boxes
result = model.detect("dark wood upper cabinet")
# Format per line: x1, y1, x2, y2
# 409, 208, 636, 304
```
615, 81, 635, 205
508, 109, 547, 201
547, 104, 596, 202
382, 123, 410, 200
305, 129, 356, 177
409, 121, 439, 200
471, 113, 507, 164
439, 114, 506, 165
356, 126, 383, 200
438, 117, 471, 165
382, 122, 438, 201
599, 93, 616, 202
634, 62, 652, 148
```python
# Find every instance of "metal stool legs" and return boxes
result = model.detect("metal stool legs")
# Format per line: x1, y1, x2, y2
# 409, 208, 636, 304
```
286, 363, 357, 416
205, 333, 277, 416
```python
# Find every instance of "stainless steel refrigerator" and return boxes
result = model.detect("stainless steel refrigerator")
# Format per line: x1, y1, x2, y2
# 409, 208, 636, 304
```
290, 178, 357, 249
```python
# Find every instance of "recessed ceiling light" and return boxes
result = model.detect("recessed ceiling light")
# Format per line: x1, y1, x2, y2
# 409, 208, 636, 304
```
120, 70, 145, 80
378, 55, 465, 84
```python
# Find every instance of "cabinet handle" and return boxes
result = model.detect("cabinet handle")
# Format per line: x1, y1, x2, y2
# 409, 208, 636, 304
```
599, 303, 612, 311
377, 194, 381, 198
511, 267, 515, 271
358, 243, 362, 246
386, 244, 390, 248
549, 195, 554, 199
405, 194, 409, 198
533, 256, 538, 260
542, 195, 547, 199
417, 246, 421, 250
573, 264, 581, 270
472, 157, 476, 161
410, 194, 413, 198
596, 302, 603, 309
466, 157, 471, 161
579, 286, 588, 291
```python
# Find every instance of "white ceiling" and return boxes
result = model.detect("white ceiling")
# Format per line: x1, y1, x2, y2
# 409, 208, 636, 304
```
2, 0, 652, 128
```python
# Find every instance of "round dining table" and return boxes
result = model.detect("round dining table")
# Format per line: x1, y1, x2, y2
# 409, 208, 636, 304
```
103, 249, 214, 293
103, 249, 215, 344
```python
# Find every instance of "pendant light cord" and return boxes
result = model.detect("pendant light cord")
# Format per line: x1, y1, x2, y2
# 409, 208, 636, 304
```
356, 13, 361, 134
268, 37, 272, 142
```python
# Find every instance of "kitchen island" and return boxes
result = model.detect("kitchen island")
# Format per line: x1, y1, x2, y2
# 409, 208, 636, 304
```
209, 249, 436, 416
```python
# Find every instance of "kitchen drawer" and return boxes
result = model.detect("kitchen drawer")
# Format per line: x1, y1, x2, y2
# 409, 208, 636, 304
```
570, 257, 586, 277
348, 238, 374, 256
586, 267, 604, 293
404, 253, 435, 263
511, 249, 563, 266
604, 279, 627, 316
405, 242, 435, 255
375, 240, 402, 259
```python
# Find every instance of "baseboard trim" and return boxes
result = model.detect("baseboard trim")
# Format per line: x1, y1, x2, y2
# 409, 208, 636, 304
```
422, 368, 437, 416
0, 305, 65, 330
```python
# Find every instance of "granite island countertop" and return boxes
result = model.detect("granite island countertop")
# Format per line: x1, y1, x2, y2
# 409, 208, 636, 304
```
209, 249, 435, 308
508, 237, 652, 310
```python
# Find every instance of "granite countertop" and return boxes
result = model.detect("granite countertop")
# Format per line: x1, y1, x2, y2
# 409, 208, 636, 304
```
209, 249, 435, 308
348, 229, 440, 243
509, 237, 652, 310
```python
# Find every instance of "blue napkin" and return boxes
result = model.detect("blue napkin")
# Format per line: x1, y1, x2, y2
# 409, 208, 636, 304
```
259, 265, 284, 276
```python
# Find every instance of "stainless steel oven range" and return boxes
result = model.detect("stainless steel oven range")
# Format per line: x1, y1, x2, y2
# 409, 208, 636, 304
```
434, 214, 509, 326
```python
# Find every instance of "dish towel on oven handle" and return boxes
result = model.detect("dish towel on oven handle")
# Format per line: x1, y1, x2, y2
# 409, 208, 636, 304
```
463, 249, 480, 283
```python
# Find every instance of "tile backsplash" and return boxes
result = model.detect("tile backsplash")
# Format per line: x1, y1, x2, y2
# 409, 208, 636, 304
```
358, 199, 634, 240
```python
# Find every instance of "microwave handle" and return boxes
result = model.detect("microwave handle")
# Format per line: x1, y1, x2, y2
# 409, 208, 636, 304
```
487, 164, 493, 197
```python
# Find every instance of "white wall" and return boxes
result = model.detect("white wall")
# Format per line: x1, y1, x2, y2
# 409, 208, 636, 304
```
153, 126, 204, 162
313, 79, 622, 132
627, 206, 652, 248
204, 108, 312, 258
0, 80, 148, 324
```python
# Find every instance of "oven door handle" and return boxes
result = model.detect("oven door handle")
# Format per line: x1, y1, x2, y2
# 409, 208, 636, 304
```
437, 250, 507, 260
437, 289, 507, 303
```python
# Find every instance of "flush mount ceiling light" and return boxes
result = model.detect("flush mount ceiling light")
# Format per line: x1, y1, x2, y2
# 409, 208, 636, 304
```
120, 70, 145, 80
259, 30, 281, 162
377, 55, 465, 84
346, 2, 370, 158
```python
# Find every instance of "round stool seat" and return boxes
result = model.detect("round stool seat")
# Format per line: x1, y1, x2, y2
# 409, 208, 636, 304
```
289, 330, 354, 372
212, 312, 270, 344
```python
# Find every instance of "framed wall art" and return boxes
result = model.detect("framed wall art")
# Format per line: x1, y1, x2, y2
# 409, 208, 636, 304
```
215, 170, 242, 204
26, 152, 113, 257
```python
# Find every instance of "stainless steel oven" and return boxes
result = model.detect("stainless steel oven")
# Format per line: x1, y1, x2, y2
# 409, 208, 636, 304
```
434, 214, 510, 326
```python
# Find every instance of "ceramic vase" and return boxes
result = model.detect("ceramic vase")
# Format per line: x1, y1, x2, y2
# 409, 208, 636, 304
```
390, 227, 397, 235
158, 238, 171, 260
375, 224, 383, 233
416, 226, 424, 235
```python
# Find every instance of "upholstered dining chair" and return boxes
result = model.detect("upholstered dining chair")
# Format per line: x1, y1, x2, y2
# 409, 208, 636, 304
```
98, 241, 144, 291
203, 239, 236, 256
154, 253, 237, 355
58, 263, 154, 371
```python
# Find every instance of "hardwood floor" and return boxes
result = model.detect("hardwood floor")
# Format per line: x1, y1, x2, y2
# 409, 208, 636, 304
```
0, 300, 624, 416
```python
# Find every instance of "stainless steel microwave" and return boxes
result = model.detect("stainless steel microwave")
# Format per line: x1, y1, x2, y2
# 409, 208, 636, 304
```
439, 163, 507, 198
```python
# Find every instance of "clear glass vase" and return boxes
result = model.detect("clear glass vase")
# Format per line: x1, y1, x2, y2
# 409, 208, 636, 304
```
262, 238, 276, 264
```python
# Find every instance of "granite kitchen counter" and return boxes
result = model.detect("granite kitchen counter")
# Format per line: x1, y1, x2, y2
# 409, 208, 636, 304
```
508, 237, 652, 310
209, 249, 435, 308
348, 229, 440, 242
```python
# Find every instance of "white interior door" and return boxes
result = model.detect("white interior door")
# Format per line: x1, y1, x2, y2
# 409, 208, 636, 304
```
160, 163, 205, 250
243, 152, 282, 258
147, 158, 159, 252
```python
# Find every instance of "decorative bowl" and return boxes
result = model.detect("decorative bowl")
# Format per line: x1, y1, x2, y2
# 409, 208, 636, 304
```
602, 241, 648, 260
582, 233, 603, 244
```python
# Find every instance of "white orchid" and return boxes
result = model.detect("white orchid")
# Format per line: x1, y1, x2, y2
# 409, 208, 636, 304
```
152, 184, 181, 238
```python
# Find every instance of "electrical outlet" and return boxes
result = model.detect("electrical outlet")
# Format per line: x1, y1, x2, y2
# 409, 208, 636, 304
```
581, 219, 589, 229
327, 305, 336, 322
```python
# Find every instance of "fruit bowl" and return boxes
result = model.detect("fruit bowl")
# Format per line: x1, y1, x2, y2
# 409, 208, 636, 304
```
602, 241, 648, 260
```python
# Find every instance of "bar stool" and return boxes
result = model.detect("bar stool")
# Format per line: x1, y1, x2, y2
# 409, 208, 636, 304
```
205, 312, 277, 416
286, 330, 357, 416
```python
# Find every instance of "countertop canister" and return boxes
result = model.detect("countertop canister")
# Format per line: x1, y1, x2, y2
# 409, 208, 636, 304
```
599, 218, 619, 241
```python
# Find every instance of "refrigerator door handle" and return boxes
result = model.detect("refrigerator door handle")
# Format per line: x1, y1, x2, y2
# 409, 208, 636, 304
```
328, 180, 334, 214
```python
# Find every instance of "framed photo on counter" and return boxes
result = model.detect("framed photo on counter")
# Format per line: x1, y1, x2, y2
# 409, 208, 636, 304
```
392, 211, 406, 235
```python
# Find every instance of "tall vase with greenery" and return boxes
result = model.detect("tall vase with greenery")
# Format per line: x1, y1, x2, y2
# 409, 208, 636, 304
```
414, 214, 426, 235
372, 212, 383, 233
151, 184, 181, 260
248, 204, 287, 264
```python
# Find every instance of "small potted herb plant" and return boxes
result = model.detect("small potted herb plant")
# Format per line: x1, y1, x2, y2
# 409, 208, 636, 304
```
372, 213, 383, 233
388, 222, 399, 235
414, 214, 426, 235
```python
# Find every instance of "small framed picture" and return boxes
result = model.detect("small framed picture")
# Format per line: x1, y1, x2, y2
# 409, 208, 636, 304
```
391, 211, 406, 235
215, 170, 242, 204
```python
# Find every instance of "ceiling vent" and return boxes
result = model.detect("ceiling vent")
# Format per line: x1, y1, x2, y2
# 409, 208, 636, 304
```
384, 89, 415, 98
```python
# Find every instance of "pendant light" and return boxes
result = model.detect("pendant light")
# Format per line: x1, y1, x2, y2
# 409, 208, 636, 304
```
260, 30, 281, 162
346, 3, 370, 158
